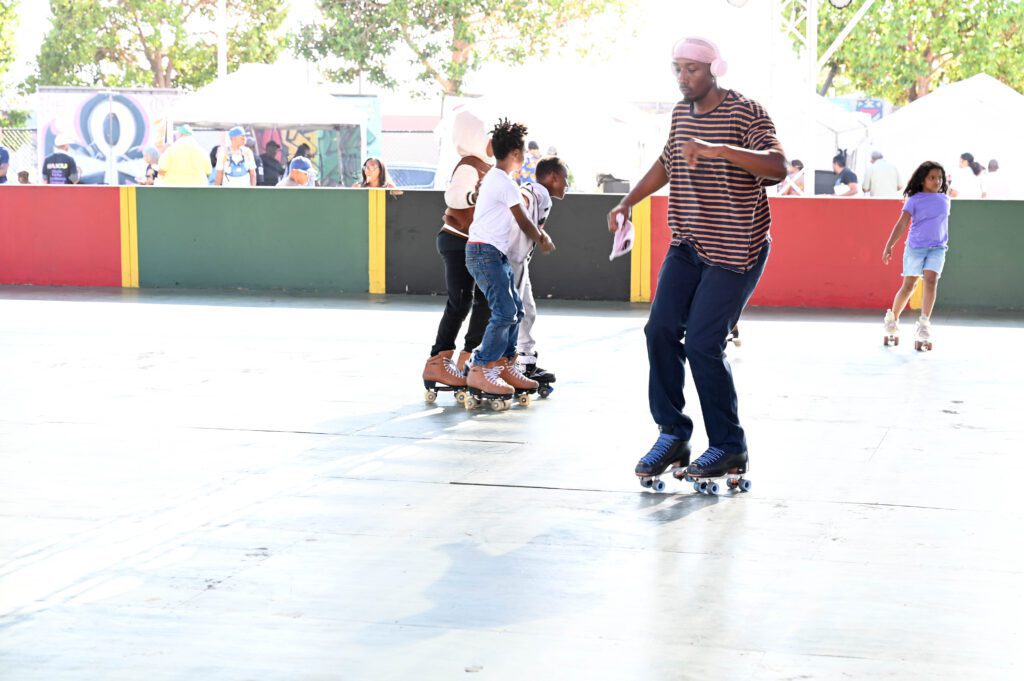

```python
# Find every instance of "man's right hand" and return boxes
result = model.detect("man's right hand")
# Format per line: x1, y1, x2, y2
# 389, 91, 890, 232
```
539, 232, 556, 254
607, 203, 629, 233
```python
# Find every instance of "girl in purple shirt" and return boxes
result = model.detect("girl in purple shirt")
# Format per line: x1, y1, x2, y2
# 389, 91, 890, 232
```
881, 161, 951, 350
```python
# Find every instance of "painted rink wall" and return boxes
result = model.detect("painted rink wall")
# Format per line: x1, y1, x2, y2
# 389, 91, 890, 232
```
1, 187, 1021, 312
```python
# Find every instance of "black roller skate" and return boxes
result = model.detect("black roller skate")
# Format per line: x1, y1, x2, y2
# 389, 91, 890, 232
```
517, 353, 555, 399
683, 447, 751, 496
635, 431, 691, 492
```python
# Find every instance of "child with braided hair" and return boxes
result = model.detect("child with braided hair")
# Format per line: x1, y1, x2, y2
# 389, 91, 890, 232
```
463, 119, 556, 407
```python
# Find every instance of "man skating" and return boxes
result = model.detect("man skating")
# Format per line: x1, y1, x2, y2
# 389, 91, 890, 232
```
607, 38, 787, 488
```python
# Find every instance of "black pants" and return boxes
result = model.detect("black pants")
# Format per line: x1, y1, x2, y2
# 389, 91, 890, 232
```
430, 231, 491, 356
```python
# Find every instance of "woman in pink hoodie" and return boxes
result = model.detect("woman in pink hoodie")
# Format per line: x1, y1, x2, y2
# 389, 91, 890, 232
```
421, 111, 496, 401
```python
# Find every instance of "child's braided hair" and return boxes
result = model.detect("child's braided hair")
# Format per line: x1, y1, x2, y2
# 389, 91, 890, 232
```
490, 118, 528, 160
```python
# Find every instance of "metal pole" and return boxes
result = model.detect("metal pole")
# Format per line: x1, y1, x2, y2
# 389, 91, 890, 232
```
818, 0, 878, 70
217, 0, 228, 78
107, 91, 116, 185
806, 0, 819, 190
808, 0, 818, 94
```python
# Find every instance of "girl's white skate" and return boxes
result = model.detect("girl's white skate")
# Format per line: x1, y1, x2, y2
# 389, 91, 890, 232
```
914, 317, 933, 351
883, 309, 899, 346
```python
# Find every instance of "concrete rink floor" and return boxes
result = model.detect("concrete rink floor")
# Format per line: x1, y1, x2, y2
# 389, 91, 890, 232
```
0, 286, 1021, 680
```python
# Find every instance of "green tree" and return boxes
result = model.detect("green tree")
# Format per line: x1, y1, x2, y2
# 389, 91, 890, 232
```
30, 0, 288, 91
815, 0, 1024, 104
296, 0, 625, 96
1, 0, 27, 126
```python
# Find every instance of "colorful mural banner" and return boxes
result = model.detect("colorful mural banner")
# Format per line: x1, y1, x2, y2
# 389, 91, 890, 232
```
36, 87, 179, 186
254, 126, 362, 187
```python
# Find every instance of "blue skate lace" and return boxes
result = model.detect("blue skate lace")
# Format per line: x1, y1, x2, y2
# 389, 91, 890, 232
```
693, 446, 727, 467
640, 433, 679, 466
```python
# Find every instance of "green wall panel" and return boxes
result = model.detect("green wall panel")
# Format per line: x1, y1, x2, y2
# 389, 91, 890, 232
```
941, 201, 1024, 311
136, 187, 369, 291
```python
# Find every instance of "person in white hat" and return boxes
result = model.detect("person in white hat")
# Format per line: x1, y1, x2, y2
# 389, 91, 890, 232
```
607, 37, 788, 491
42, 133, 79, 185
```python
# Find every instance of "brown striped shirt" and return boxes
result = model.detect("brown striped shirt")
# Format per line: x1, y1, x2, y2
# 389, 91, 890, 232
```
659, 90, 782, 272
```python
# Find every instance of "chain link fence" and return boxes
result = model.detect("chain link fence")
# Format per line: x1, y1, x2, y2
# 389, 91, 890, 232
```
1, 128, 38, 183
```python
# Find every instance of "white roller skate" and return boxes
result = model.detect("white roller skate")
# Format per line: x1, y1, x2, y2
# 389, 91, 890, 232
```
883, 309, 899, 347
914, 316, 933, 352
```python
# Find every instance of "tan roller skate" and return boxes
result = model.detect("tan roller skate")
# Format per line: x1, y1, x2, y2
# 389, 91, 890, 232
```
498, 356, 540, 406
456, 350, 472, 375
465, 359, 514, 411
883, 309, 900, 347
422, 350, 468, 405
914, 316, 933, 352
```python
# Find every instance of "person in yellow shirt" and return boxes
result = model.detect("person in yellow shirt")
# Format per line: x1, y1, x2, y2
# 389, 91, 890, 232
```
156, 125, 212, 187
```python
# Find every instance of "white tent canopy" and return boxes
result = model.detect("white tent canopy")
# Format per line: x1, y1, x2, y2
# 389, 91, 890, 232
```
859, 74, 1024, 191
171, 64, 366, 130
434, 93, 667, 193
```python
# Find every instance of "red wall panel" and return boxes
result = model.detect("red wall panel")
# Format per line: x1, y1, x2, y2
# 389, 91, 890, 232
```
0, 186, 122, 287
650, 195, 670, 299
649, 197, 907, 309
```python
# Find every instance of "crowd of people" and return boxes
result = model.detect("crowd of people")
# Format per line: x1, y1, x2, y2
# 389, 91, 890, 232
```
1, 120, 570, 192
150, 125, 324, 188
0, 123, 381, 189
777, 149, 1009, 199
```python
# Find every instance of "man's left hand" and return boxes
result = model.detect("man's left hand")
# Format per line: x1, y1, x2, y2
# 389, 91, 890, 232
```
681, 139, 722, 168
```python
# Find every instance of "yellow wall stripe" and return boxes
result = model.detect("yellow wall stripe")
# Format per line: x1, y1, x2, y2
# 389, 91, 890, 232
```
630, 197, 652, 303
909, 277, 923, 310
119, 186, 139, 288
368, 189, 386, 294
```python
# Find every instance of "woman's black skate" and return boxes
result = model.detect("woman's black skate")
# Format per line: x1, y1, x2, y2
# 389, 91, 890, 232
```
635, 433, 691, 492
683, 447, 752, 495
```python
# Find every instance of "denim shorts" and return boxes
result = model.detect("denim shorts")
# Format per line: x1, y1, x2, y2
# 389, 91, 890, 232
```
903, 246, 947, 277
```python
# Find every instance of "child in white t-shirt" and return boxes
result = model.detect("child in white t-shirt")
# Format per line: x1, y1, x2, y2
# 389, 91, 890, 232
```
463, 119, 555, 402
508, 157, 569, 384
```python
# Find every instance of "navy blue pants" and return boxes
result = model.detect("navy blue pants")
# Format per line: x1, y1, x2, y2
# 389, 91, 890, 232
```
645, 241, 769, 453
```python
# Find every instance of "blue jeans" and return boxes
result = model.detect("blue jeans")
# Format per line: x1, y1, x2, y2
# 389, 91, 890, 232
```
646, 241, 769, 453
465, 243, 523, 365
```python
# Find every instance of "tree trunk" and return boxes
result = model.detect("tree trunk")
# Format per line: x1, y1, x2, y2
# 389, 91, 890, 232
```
910, 46, 935, 102
149, 49, 168, 89
818, 63, 839, 96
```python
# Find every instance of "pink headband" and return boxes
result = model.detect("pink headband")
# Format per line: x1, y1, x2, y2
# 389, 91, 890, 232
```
672, 38, 728, 77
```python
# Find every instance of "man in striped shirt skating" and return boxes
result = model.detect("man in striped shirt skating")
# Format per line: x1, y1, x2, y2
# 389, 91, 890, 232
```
608, 37, 787, 491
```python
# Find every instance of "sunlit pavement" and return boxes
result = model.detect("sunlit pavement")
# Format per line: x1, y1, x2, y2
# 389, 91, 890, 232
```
1, 287, 1020, 680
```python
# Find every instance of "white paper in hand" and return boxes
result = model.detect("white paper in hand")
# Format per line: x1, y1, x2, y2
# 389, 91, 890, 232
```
609, 213, 634, 261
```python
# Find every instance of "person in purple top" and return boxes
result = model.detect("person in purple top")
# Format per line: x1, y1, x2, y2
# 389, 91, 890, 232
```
881, 161, 951, 349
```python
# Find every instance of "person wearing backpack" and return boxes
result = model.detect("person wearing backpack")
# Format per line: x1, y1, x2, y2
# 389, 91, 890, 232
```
215, 126, 257, 187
